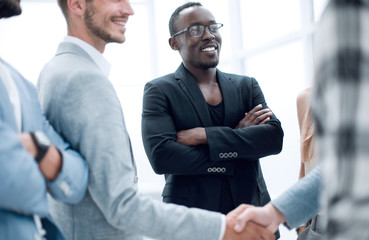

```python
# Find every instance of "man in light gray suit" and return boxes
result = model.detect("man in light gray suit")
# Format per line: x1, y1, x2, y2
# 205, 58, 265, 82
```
37, 0, 274, 239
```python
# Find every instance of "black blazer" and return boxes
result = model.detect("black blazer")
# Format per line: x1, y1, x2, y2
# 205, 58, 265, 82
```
142, 63, 284, 212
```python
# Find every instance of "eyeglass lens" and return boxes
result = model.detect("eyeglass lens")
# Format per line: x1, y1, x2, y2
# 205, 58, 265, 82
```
189, 24, 221, 37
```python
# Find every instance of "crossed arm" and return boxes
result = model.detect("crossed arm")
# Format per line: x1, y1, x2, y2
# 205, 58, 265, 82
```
19, 133, 62, 181
177, 104, 273, 146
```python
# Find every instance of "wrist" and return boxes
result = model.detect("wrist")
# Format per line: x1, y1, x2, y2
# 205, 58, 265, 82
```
30, 131, 51, 163
38, 146, 62, 181
296, 220, 311, 234
266, 203, 286, 225
197, 127, 207, 144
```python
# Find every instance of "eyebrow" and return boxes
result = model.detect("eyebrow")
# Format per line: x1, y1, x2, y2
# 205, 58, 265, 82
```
187, 21, 217, 26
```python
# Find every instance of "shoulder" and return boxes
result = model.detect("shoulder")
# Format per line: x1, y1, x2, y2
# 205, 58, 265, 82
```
3, 61, 35, 91
296, 87, 311, 112
149, 73, 176, 85
145, 73, 177, 92
40, 54, 109, 93
218, 70, 256, 86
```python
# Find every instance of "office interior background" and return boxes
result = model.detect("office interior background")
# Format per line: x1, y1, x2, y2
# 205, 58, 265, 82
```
0, 0, 328, 238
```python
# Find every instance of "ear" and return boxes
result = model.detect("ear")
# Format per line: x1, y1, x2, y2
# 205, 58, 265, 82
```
169, 37, 179, 51
68, 0, 85, 16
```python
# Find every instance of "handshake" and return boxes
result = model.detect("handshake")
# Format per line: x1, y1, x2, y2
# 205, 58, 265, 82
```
223, 203, 286, 240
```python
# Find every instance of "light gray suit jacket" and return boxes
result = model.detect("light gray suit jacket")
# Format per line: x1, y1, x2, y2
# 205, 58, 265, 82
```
37, 42, 223, 240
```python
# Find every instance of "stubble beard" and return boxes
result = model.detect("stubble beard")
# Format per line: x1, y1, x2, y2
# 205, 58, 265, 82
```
84, 3, 123, 44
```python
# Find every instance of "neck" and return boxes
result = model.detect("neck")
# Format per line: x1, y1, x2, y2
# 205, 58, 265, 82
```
184, 64, 217, 84
67, 23, 106, 53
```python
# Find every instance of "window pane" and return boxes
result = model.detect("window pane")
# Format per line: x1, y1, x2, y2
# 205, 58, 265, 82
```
314, 0, 329, 22
105, 4, 150, 86
153, 0, 187, 77
0, 2, 66, 83
244, 41, 305, 196
240, 0, 301, 50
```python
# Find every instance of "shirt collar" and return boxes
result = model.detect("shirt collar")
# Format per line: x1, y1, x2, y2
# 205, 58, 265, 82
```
63, 36, 111, 77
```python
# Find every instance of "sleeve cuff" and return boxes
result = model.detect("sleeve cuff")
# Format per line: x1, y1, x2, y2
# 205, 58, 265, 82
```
218, 214, 226, 240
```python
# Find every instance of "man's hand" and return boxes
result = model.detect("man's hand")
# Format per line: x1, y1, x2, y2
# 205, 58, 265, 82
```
236, 104, 272, 129
234, 203, 286, 234
176, 127, 207, 146
19, 133, 38, 157
223, 204, 274, 240
19, 133, 62, 181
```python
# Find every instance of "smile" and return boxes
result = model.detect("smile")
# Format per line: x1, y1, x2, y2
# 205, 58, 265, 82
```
201, 43, 218, 53
202, 46, 216, 52
113, 20, 126, 26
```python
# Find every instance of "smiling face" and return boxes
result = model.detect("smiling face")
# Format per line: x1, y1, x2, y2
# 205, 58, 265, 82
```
0, 0, 22, 19
83, 0, 134, 46
171, 6, 222, 71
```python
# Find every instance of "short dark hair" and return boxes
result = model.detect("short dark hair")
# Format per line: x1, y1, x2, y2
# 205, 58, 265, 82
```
168, 2, 202, 37
57, 0, 68, 18
58, 0, 93, 20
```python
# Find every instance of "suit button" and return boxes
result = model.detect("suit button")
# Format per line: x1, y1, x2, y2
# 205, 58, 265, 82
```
224, 153, 229, 158
207, 167, 213, 173
219, 153, 224, 158
233, 152, 238, 158
221, 167, 226, 173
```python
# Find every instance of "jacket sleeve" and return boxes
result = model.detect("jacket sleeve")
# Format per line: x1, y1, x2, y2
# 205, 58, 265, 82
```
0, 121, 49, 216
41, 114, 89, 204
271, 166, 321, 228
207, 77, 283, 161
41, 71, 224, 240
141, 81, 234, 175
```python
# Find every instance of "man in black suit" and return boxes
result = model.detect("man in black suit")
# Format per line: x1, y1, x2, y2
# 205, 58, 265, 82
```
141, 0, 283, 227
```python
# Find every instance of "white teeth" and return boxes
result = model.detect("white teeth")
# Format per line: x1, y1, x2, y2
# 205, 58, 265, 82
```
114, 21, 125, 26
202, 46, 216, 52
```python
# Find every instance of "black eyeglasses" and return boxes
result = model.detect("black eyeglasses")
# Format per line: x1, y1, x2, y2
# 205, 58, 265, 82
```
171, 23, 223, 38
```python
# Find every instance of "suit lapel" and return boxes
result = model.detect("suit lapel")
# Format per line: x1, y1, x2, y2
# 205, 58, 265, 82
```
217, 70, 238, 127
0, 60, 22, 131
57, 42, 92, 60
11, 71, 30, 131
175, 64, 212, 127
0, 79, 18, 131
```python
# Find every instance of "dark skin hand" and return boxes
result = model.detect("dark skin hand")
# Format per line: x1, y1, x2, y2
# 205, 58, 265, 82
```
236, 104, 272, 129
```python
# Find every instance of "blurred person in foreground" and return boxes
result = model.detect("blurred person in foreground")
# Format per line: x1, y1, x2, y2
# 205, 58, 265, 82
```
234, 0, 369, 239
0, 0, 88, 239
295, 87, 322, 240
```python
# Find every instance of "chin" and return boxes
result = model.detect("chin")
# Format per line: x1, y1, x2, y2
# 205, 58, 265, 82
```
109, 36, 126, 44
199, 61, 219, 69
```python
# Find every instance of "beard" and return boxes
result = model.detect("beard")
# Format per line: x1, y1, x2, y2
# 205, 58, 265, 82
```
84, 3, 124, 44
198, 59, 219, 69
0, 0, 22, 18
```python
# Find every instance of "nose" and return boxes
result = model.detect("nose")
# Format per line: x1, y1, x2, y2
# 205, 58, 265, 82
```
121, 0, 135, 16
202, 26, 215, 40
